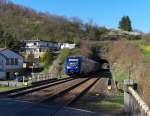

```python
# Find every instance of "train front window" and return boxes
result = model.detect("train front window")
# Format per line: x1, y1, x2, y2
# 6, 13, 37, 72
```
68, 61, 78, 67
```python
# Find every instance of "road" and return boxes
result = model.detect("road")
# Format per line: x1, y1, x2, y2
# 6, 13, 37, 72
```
0, 76, 127, 116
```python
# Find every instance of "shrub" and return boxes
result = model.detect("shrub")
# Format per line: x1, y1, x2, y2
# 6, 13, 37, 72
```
50, 48, 71, 77
80, 40, 92, 57
143, 33, 150, 44
40, 48, 53, 66
106, 40, 143, 83
59, 48, 71, 64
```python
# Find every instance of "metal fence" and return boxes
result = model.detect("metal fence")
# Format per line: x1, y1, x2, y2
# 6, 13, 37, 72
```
31, 73, 54, 82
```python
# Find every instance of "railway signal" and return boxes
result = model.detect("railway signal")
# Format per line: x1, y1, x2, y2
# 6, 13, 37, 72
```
107, 79, 112, 91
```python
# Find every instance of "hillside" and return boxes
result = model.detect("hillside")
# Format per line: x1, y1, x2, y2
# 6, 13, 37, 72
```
0, 0, 142, 51
93, 39, 150, 104
0, 0, 103, 49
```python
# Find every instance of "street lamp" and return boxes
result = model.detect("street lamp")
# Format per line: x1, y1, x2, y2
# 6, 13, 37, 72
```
31, 62, 35, 77
15, 72, 19, 87
32, 63, 35, 74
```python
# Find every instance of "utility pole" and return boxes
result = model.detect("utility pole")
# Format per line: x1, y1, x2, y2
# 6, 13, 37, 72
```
129, 65, 131, 81
128, 63, 132, 116
128, 63, 132, 84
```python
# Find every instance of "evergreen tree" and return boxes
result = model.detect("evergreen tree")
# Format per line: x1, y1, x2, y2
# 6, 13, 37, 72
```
119, 16, 132, 32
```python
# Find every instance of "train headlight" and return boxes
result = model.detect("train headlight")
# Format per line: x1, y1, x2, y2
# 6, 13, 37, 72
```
67, 66, 71, 68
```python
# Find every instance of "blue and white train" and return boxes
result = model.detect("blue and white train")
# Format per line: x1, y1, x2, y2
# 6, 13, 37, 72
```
65, 56, 100, 75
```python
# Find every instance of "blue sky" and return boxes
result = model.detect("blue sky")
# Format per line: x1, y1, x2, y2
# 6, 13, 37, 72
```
12, 0, 150, 33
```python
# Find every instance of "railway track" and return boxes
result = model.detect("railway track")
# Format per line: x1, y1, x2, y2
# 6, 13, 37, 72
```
0, 77, 73, 97
2, 74, 101, 113
0, 74, 102, 116
15, 78, 90, 102
14, 77, 100, 106
8, 75, 100, 104
50, 78, 99, 106
46, 78, 99, 116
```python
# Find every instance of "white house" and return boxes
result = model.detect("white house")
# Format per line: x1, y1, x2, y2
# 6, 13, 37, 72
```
20, 40, 60, 59
0, 48, 23, 80
60, 43, 76, 49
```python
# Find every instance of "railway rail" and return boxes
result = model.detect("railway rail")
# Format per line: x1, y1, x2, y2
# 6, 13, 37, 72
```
12, 77, 100, 116
7, 75, 100, 105
47, 78, 99, 116
0, 74, 102, 116
0, 75, 105, 116
15, 78, 89, 102
0, 77, 73, 97
51, 78, 99, 106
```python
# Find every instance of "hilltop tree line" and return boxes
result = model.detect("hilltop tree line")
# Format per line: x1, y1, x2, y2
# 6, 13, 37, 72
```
0, 0, 139, 51
119, 16, 132, 32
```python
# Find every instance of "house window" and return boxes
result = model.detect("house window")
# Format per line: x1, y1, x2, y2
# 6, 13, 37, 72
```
15, 58, 18, 65
34, 42, 37, 45
39, 48, 42, 52
0, 66, 3, 71
11, 58, 14, 65
0, 60, 3, 71
6, 58, 9, 65
0, 60, 3, 65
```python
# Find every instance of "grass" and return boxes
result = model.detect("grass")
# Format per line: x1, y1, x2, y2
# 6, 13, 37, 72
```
0, 86, 17, 92
0, 80, 16, 82
41, 62, 52, 74
89, 95, 124, 112
122, 40, 150, 63
80, 94, 124, 113
142, 49, 150, 63
137, 40, 150, 63
42, 66, 50, 74
114, 70, 128, 82
60, 74, 68, 78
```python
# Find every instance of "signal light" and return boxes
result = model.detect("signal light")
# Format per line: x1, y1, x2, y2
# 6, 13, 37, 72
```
107, 79, 112, 91
107, 85, 112, 91
96, 93, 100, 96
